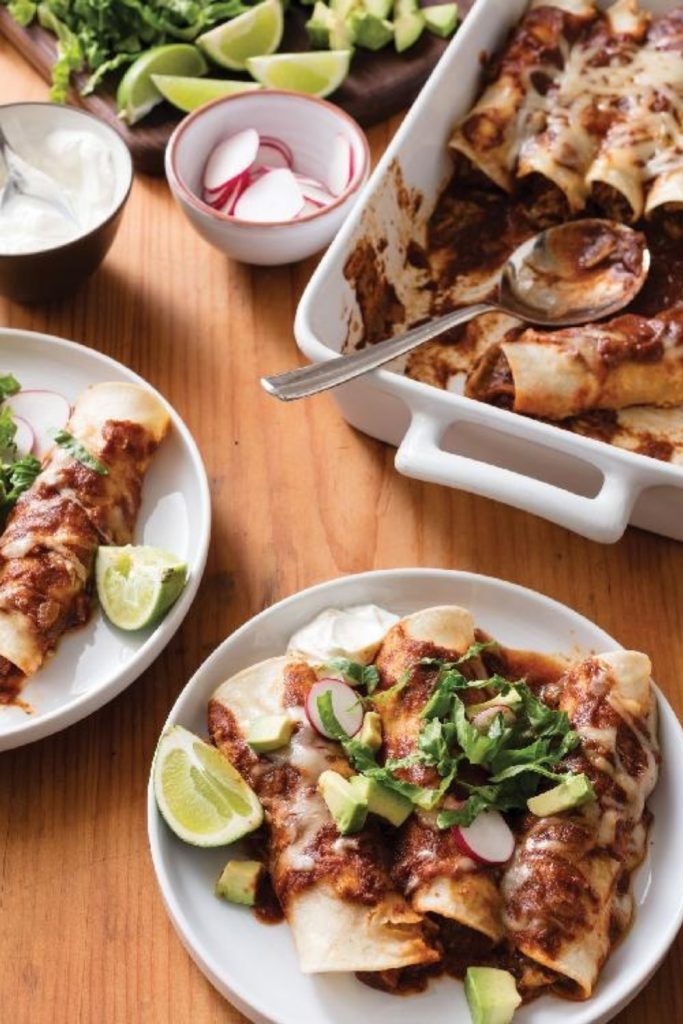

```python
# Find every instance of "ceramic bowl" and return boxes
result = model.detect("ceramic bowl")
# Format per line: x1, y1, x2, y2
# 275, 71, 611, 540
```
0, 102, 133, 304
165, 90, 370, 266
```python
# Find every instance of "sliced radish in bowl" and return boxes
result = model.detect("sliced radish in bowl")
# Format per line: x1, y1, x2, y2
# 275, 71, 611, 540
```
5, 390, 70, 458
203, 128, 260, 193
234, 168, 304, 223
12, 416, 35, 457
326, 134, 354, 197
306, 679, 363, 739
452, 810, 515, 866
257, 136, 293, 169
471, 705, 516, 732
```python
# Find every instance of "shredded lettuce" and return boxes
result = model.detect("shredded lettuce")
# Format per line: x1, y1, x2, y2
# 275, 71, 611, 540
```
0, 394, 41, 524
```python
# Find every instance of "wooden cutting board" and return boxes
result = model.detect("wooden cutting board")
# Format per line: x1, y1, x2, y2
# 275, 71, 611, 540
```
0, 2, 472, 175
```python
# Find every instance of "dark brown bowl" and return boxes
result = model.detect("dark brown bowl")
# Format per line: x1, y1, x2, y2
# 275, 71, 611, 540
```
0, 103, 133, 304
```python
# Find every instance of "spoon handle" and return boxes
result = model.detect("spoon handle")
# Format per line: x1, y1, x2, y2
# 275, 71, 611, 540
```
261, 302, 496, 401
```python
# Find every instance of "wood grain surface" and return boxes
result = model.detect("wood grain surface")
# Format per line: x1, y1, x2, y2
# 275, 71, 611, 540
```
0, 3, 457, 174
0, 38, 682, 1024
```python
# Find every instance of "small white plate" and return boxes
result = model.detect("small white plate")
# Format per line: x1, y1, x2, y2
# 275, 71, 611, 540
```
148, 568, 683, 1024
0, 327, 211, 750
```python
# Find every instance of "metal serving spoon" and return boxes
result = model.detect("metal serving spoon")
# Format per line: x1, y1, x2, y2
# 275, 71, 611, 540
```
261, 219, 650, 402
0, 124, 77, 224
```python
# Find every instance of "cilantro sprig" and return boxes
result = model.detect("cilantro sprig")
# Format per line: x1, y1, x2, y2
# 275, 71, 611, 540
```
52, 429, 108, 475
324, 658, 380, 694
317, 650, 583, 828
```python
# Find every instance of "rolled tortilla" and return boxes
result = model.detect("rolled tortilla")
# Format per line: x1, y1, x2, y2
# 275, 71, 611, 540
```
501, 651, 658, 998
466, 307, 683, 420
374, 606, 505, 943
0, 382, 169, 699
208, 656, 439, 974
449, 0, 597, 193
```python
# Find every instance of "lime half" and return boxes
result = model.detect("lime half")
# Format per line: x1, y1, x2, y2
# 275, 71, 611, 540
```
154, 725, 263, 846
151, 74, 262, 112
197, 0, 284, 72
96, 545, 188, 630
117, 44, 208, 124
246, 50, 351, 97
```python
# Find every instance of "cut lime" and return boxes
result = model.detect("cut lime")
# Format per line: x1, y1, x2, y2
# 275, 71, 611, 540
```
246, 50, 351, 97
197, 0, 284, 72
154, 725, 263, 846
117, 44, 208, 125
96, 545, 188, 630
150, 74, 262, 112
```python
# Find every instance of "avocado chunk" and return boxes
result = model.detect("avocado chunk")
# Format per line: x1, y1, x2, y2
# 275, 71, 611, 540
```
423, 2, 459, 37
465, 967, 522, 1024
349, 10, 394, 49
358, 711, 383, 751
527, 773, 596, 817
364, 0, 392, 17
394, 10, 425, 51
467, 688, 522, 718
349, 775, 413, 827
306, 1, 334, 47
247, 713, 294, 753
215, 860, 264, 906
318, 769, 368, 834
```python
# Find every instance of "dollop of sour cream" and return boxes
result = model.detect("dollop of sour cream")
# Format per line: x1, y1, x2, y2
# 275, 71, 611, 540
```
287, 604, 399, 665
0, 128, 117, 255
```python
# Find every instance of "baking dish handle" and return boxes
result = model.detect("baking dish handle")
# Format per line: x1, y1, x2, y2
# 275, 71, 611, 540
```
395, 411, 643, 543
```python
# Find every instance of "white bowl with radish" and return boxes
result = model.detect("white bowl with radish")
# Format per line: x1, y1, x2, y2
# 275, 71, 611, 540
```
165, 90, 370, 266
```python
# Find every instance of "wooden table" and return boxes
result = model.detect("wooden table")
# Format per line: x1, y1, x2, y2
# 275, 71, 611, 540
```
1, 39, 681, 1024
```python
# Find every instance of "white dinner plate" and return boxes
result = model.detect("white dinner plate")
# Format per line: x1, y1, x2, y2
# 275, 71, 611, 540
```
0, 328, 211, 751
148, 569, 683, 1024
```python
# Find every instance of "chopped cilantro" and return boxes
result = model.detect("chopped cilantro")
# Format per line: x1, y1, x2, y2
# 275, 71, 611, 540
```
324, 658, 380, 694
52, 429, 108, 475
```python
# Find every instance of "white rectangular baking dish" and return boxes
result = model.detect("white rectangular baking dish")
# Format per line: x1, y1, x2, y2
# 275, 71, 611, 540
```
295, 0, 683, 544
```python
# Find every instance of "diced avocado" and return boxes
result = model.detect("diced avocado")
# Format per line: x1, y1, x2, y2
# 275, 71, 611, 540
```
319, 769, 368, 834
215, 860, 264, 906
349, 10, 394, 49
358, 711, 383, 751
306, 0, 334, 47
393, 0, 418, 15
329, 15, 356, 48
330, 0, 358, 18
527, 773, 596, 817
465, 967, 522, 1024
467, 688, 522, 719
350, 775, 413, 827
423, 2, 459, 38
364, 0, 392, 17
394, 10, 425, 51
247, 713, 294, 753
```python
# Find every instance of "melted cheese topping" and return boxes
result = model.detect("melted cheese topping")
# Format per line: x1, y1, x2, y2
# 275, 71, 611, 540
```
455, 0, 683, 217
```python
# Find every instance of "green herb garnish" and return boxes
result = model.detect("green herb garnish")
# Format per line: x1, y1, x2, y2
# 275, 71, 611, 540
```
0, 375, 21, 401
52, 429, 108, 475
324, 658, 381, 694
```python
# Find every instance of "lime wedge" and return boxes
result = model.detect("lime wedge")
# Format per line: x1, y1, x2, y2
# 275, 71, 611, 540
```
117, 44, 208, 125
197, 0, 284, 72
154, 725, 263, 846
96, 545, 188, 630
150, 74, 262, 112
246, 50, 351, 97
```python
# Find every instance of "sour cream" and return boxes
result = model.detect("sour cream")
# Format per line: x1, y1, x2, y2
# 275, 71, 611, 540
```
288, 604, 399, 665
0, 128, 117, 255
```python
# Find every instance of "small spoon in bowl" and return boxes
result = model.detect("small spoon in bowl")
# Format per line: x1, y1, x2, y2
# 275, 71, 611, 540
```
261, 218, 650, 402
0, 124, 78, 224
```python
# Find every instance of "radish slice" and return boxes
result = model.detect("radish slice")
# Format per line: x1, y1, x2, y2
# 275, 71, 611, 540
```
221, 172, 250, 215
259, 135, 293, 168
203, 128, 260, 193
256, 141, 292, 170
299, 200, 323, 217
297, 180, 334, 208
5, 390, 70, 458
306, 679, 363, 739
453, 810, 515, 865
326, 133, 354, 197
471, 705, 516, 732
233, 168, 304, 223
12, 416, 35, 456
